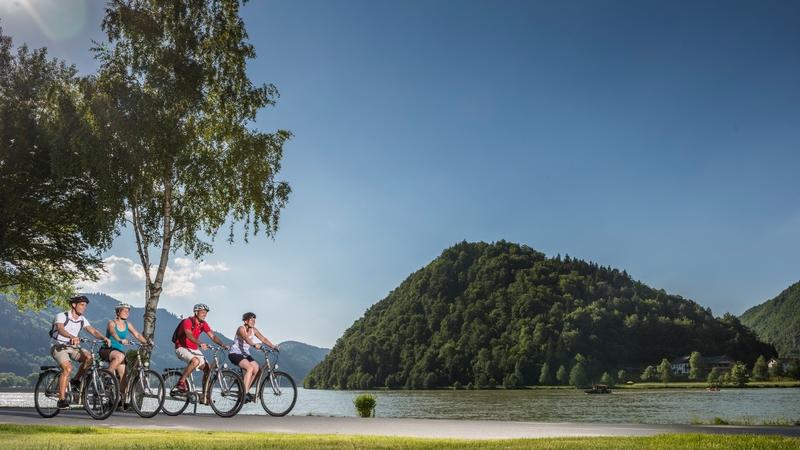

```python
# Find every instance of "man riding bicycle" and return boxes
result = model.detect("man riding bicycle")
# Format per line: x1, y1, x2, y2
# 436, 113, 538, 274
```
172, 303, 229, 400
49, 295, 110, 409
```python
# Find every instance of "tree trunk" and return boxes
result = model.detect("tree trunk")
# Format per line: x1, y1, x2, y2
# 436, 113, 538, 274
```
140, 178, 173, 353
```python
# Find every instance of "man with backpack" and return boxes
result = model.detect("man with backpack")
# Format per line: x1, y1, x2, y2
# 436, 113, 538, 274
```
49, 295, 110, 409
171, 303, 229, 398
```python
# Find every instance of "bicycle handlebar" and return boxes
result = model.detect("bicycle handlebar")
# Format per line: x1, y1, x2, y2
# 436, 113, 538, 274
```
252, 345, 279, 353
125, 342, 155, 348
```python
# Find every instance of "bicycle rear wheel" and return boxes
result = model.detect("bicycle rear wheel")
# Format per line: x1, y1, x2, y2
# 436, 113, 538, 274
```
259, 371, 297, 417
161, 370, 189, 416
34, 370, 61, 418
130, 369, 165, 418
82, 368, 119, 420
209, 370, 244, 418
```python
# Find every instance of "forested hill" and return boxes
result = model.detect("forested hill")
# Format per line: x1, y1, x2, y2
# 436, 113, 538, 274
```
740, 280, 800, 358
305, 241, 775, 390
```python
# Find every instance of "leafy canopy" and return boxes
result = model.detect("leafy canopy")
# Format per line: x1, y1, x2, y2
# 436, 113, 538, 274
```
0, 25, 118, 309
82, 0, 292, 338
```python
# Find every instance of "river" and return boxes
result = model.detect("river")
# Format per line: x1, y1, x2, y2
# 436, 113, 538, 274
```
3, 387, 799, 424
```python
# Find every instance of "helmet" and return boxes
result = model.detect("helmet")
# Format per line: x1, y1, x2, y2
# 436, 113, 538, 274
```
242, 312, 256, 321
115, 302, 132, 315
69, 295, 90, 305
193, 303, 210, 312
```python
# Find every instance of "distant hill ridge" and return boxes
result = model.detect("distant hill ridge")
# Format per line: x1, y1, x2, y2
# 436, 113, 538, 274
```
305, 240, 775, 390
0, 293, 329, 384
740, 280, 800, 358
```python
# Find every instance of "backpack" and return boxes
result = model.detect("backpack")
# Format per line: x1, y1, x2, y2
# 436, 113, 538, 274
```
171, 318, 198, 344
49, 312, 83, 340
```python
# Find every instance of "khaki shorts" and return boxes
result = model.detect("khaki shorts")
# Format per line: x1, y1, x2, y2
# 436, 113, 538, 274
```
175, 347, 206, 368
50, 345, 89, 365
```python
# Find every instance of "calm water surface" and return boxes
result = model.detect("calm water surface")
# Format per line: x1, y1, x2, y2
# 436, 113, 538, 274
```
3, 388, 799, 424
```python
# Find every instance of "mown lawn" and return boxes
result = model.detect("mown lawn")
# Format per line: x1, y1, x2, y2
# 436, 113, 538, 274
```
1, 424, 798, 449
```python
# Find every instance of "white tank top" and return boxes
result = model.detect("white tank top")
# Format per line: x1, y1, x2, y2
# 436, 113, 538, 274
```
230, 327, 254, 356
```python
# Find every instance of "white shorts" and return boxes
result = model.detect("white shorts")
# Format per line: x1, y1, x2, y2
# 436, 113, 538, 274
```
175, 347, 206, 369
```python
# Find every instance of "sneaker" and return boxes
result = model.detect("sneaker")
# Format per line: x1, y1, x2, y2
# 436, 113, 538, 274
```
123, 403, 131, 411
170, 381, 188, 396
57, 399, 70, 410
245, 393, 254, 404
70, 379, 81, 391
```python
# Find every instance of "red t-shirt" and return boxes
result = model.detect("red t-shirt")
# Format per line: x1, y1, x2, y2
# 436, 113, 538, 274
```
175, 317, 211, 350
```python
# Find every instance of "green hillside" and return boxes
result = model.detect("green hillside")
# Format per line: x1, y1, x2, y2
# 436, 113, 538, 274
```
0, 293, 329, 384
740, 280, 800, 358
305, 241, 775, 390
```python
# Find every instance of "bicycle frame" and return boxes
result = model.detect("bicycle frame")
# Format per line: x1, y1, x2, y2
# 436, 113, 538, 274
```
162, 345, 243, 417
250, 347, 280, 399
121, 342, 165, 417
34, 338, 119, 420
242, 346, 297, 416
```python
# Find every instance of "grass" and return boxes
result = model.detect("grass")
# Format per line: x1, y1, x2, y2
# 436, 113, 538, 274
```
690, 417, 800, 426
0, 424, 799, 449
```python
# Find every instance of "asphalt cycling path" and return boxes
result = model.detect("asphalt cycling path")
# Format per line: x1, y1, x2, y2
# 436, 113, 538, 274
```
2, 408, 800, 439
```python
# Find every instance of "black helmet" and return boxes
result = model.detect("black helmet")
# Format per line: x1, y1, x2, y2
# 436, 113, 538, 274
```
242, 312, 256, 321
69, 295, 90, 305
193, 303, 210, 312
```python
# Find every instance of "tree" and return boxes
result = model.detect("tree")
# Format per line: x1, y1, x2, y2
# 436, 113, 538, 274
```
617, 370, 626, 383
752, 355, 768, 382
707, 367, 721, 386
689, 351, 704, 381
87, 0, 291, 340
556, 365, 567, 385
539, 362, 552, 385
569, 362, 588, 388
0, 25, 118, 309
641, 365, 657, 382
599, 371, 614, 387
788, 358, 800, 381
772, 359, 785, 380
658, 358, 673, 384
730, 362, 748, 387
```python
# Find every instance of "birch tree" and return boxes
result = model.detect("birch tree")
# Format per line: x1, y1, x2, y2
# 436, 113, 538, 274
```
84, 0, 291, 340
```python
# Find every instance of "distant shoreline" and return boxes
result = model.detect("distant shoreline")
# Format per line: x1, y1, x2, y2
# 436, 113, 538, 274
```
0, 388, 32, 393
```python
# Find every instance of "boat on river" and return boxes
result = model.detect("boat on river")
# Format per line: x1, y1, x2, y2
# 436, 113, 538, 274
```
585, 384, 611, 394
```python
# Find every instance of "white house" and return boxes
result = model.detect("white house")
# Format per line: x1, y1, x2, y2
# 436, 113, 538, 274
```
767, 357, 790, 373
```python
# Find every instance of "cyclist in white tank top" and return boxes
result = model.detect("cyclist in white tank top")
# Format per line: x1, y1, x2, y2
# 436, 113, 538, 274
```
228, 312, 279, 403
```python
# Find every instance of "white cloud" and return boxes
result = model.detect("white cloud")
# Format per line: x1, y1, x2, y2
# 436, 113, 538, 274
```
78, 255, 229, 305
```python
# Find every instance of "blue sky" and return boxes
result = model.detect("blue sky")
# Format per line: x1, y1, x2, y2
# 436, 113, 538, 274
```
2, 0, 799, 348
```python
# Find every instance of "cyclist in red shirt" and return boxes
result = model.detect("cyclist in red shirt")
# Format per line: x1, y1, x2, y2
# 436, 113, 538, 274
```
171, 303, 229, 398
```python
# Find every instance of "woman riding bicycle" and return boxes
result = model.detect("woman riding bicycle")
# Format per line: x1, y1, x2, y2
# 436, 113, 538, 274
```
229, 312, 279, 403
99, 302, 153, 409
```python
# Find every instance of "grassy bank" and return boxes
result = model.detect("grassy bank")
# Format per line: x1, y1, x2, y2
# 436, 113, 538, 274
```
0, 424, 798, 450
505, 381, 800, 390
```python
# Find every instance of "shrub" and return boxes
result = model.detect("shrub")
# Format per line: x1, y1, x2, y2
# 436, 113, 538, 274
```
353, 394, 377, 418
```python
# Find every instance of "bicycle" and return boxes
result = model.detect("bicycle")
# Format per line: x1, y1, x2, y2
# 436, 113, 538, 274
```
34, 339, 119, 420
119, 342, 165, 418
160, 345, 245, 417
243, 346, 297, 416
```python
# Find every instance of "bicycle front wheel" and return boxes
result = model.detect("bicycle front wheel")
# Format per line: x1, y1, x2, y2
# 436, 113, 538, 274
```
130, 369, 165, 418
259, 371, 297, 417
82, 368, 119, 420
209, 370, 244, 418
34, 370, 61, 418
161, 370, 189, 416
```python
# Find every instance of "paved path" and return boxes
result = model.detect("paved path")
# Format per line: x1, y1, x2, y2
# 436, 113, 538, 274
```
1, 408, 799, 439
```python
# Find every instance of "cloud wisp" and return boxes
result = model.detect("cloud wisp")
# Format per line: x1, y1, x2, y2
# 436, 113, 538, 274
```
79, 255, 229, 305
